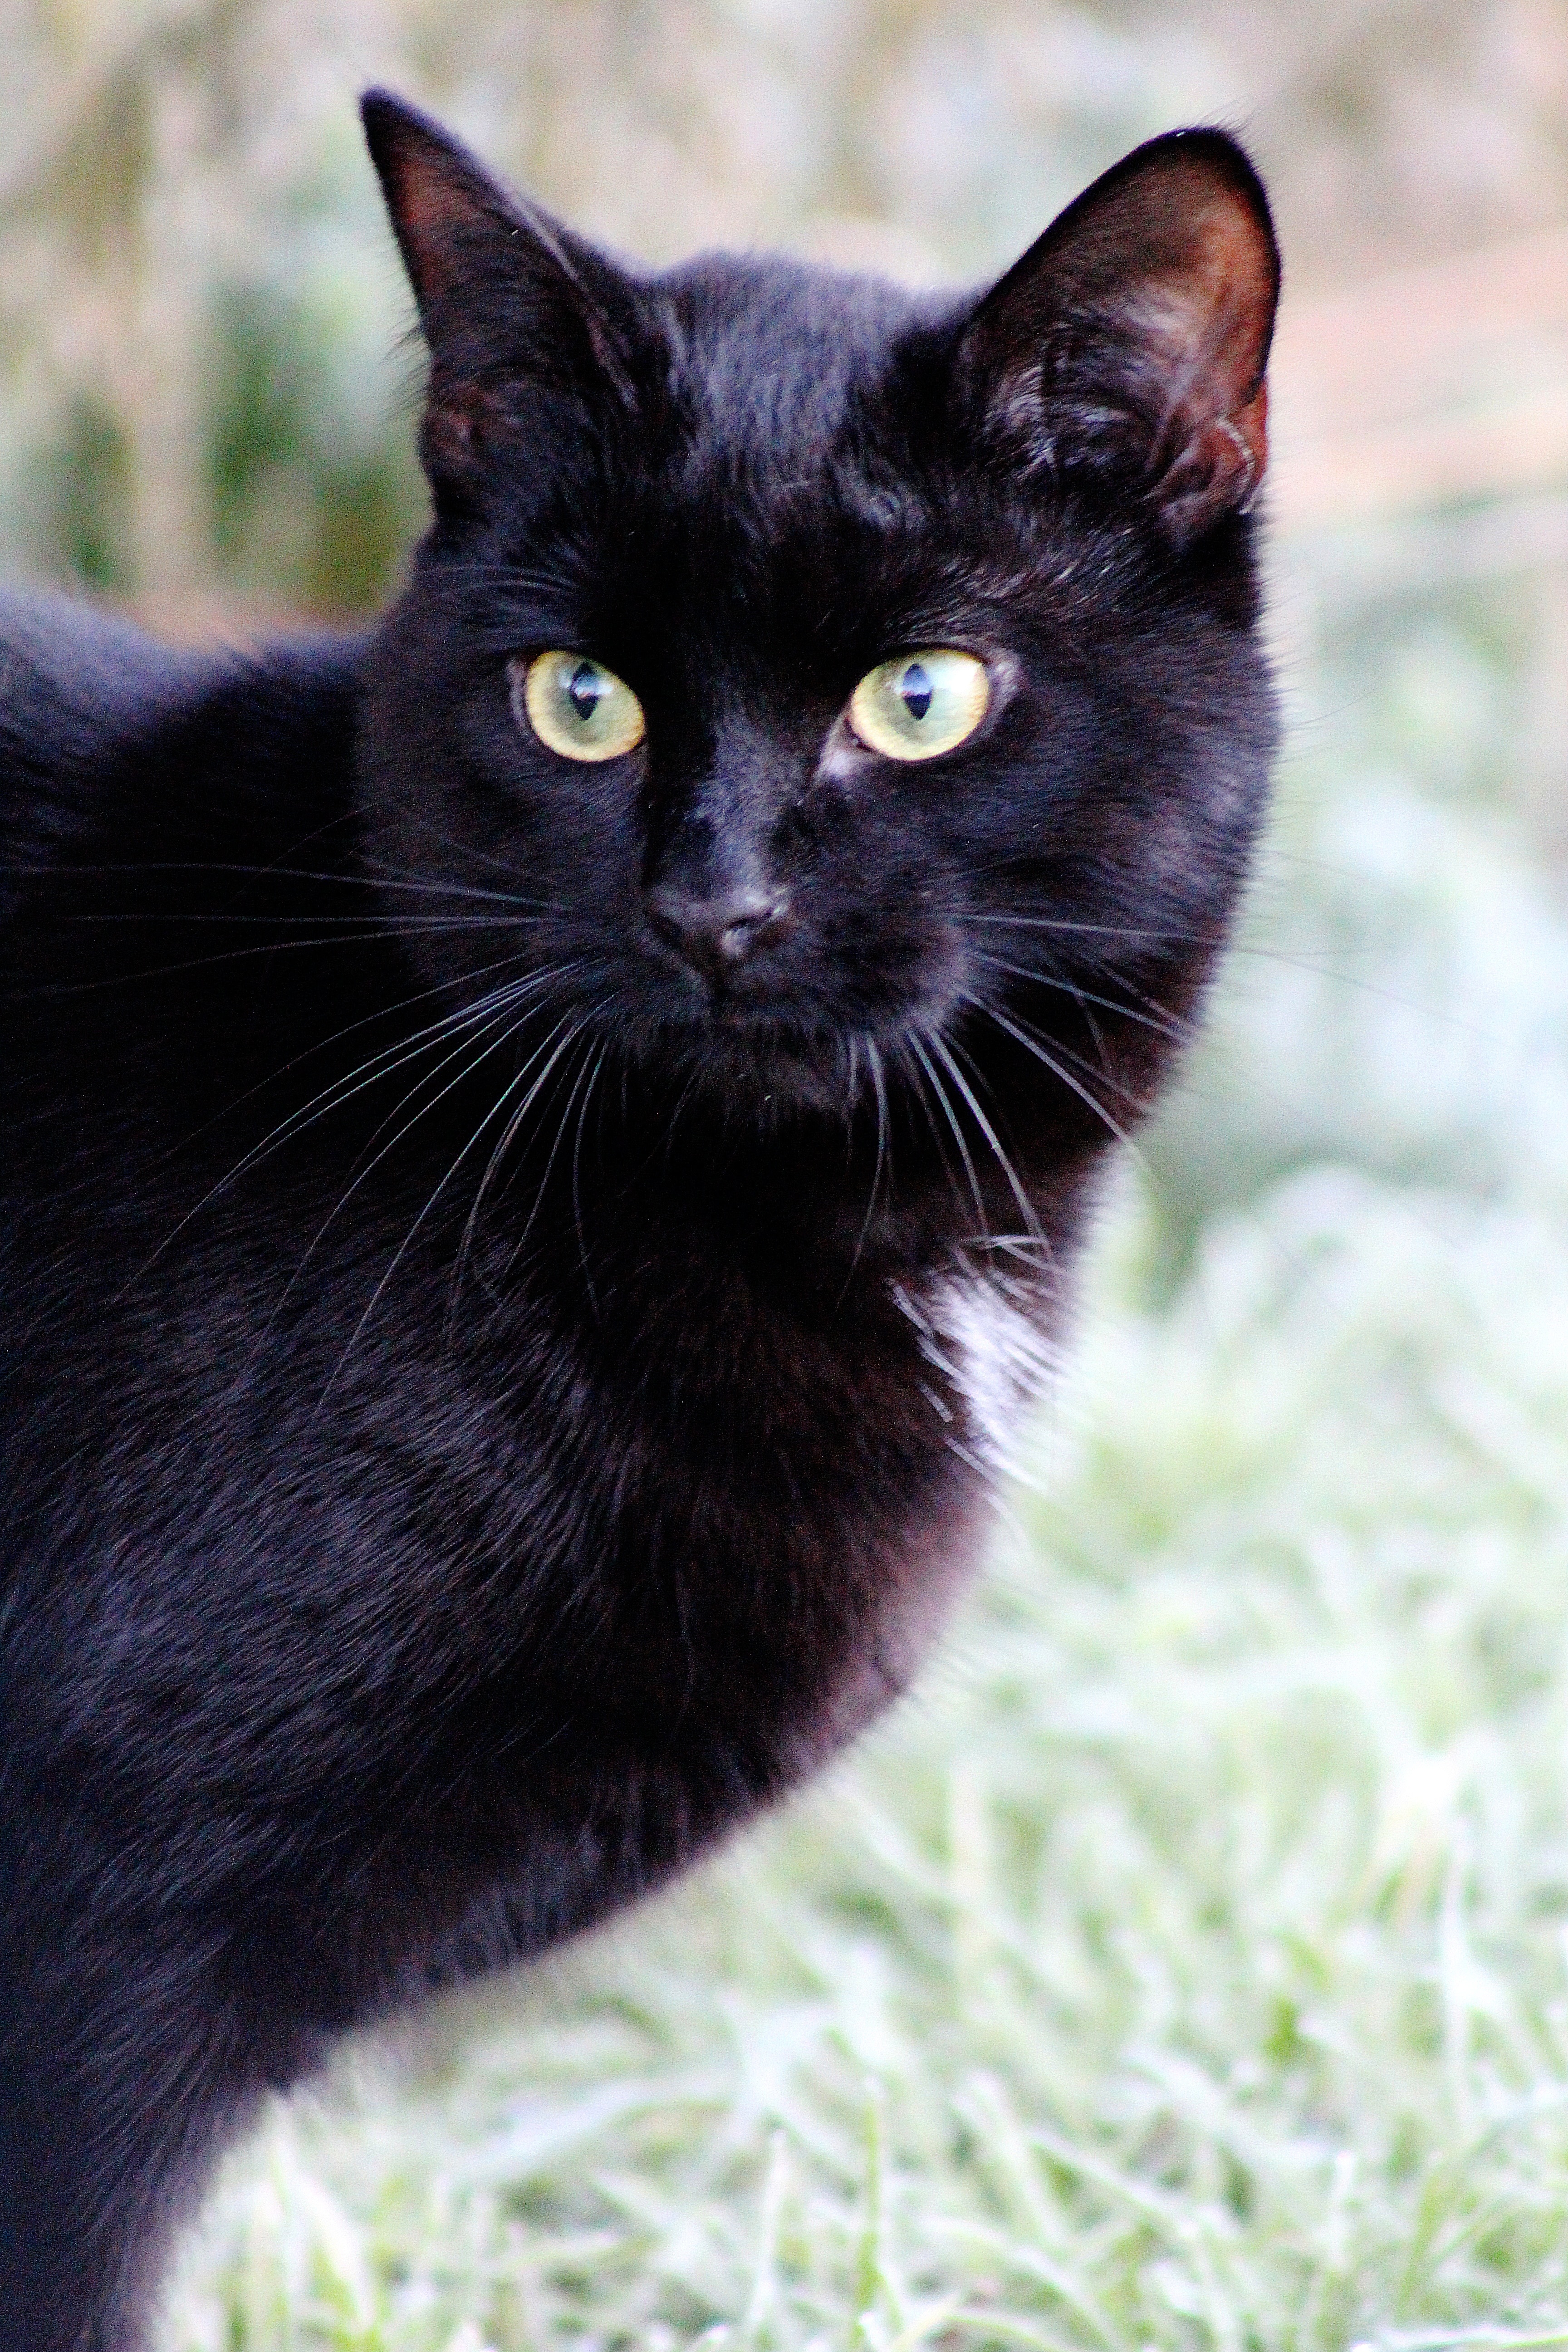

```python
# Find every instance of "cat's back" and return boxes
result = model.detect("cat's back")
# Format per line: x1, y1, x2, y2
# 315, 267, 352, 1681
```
0, 590, 365, 923
0, 592, 196, 883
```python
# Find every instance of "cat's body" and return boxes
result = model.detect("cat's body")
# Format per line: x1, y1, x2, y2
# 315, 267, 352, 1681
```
0, 99, 1278, 2348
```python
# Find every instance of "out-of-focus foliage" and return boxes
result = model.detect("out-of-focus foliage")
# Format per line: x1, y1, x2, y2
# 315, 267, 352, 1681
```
3, 0, 1568, 615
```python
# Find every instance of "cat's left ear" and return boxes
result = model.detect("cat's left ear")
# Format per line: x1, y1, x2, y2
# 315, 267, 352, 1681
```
361, 91, 640, 498
957, 128, 1279, 549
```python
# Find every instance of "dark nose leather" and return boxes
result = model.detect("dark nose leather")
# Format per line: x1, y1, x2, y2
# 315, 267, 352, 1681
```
646, 883, 793, 983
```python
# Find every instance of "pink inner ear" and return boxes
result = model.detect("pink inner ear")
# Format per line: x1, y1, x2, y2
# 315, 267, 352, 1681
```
961, 130, 1278, 549
1143, 189, 1277, 480
382, 142, 497, 310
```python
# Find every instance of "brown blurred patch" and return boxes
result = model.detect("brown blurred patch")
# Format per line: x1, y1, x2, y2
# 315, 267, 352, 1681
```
1273, 222, 1568, 532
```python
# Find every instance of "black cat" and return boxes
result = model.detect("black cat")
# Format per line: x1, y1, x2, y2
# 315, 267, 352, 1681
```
0, 93, 1278, 2348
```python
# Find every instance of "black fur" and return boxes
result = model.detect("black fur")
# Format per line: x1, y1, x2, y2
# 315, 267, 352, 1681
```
0, 97, 1279, 2347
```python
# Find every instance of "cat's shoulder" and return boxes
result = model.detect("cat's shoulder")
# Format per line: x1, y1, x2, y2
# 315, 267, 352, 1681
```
0, 590, 368, 902
0, 585, 229, 739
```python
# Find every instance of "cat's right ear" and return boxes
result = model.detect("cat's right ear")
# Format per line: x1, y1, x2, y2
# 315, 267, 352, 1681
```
361, 91, 639, 500
956, 129, 1279, 550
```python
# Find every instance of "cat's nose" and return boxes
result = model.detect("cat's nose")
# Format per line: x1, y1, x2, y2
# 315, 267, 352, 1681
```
645, 882, 793, 983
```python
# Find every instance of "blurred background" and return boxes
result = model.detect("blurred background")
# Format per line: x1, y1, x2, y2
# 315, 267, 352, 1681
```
5, 0, 1567, 632
12, 4, 1568, 2346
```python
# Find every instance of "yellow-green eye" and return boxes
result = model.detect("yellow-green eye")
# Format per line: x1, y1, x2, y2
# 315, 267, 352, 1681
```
514, 651, 646, 762
848, 649, 989, 761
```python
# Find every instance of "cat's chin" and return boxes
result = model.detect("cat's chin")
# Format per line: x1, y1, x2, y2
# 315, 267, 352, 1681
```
640, 1013, 875, 1122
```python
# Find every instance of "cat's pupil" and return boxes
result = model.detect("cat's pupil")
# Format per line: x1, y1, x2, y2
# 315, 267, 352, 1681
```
568, 662, 603, 721
899, 662, 933, 722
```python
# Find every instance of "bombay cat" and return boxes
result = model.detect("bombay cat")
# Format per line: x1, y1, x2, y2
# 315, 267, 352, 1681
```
0, 90, 1278, 2348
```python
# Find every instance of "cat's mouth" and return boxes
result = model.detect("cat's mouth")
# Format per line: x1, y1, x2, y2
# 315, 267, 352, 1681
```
631, 901, 968, 1117
634, 993, 950, 1124
645, 1009, 855, 1113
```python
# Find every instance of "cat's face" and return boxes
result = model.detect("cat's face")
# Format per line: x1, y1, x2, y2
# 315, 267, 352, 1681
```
357, 98, 1278, 1126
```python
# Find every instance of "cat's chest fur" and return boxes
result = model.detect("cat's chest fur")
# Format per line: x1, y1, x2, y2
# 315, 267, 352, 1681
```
8, 860, 1040, 2000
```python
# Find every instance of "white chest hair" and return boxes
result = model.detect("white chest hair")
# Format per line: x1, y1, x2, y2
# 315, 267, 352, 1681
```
893, 1268, 1062, 1478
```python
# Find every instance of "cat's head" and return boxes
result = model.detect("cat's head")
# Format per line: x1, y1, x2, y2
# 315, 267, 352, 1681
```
356, 93, 1278, 1139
